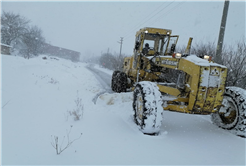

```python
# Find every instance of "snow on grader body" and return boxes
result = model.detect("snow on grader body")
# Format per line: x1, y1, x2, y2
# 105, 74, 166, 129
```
111, 27, 246, 137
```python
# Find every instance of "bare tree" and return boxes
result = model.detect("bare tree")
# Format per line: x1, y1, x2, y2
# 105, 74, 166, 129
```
1, 11, 30, 46
1, 11, 46, 58
191, 41, 216, 58
175, 45, 186, 54
99, 53, 115, 70
111, 52, 126, 71
20, 25, 45, 59
99, 52, 127, 71
222, 40, 246, 89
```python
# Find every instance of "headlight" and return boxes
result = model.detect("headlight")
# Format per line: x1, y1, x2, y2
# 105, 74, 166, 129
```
172, 53, 182, 59
204, 55, 212, 61
145, 30, 148, 33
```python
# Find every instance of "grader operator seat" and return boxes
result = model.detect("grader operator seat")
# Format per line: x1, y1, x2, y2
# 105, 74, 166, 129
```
142, 43, 150, 55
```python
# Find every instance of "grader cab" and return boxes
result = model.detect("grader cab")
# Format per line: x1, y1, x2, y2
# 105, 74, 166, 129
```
111, 27, 246, 137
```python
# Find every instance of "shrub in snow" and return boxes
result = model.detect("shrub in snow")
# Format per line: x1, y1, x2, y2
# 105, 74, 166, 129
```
48, 78, 59, 84
51, 125, 82, 155
67, 92, 84, 121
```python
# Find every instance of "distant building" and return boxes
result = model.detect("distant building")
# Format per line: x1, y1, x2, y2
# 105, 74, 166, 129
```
43, 43, 80, 62
1, 43, 12, 55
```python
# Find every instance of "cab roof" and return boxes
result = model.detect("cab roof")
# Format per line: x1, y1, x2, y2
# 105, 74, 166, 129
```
135, 27, 172, 37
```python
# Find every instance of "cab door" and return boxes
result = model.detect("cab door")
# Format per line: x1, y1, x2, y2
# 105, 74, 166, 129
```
165, 35, 179, 55
133, 34, 143, 69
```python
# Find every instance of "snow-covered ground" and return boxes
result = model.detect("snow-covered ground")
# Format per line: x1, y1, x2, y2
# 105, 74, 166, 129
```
1, 54, 245, 165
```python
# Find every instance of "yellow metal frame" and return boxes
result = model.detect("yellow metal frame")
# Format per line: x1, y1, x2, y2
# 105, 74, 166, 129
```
135, 27, 172, 37
123, 27, 227, 115
160, 57, 227, 114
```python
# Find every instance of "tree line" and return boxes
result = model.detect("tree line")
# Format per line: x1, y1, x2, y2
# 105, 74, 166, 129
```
1, 11, 46, 59
99, 52, 126, 71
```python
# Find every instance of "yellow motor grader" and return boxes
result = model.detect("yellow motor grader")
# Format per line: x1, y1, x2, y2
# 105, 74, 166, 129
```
111, 27, 246, 137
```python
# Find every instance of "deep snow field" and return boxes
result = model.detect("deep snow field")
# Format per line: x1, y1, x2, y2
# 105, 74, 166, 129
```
1, 54, 246, 165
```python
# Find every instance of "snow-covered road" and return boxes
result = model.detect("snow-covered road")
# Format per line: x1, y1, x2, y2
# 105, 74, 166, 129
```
86, 64, 113, 93
1, 55, 245, 165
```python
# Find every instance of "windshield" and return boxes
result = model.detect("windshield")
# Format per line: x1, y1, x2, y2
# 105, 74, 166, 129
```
143, 33, 168, 55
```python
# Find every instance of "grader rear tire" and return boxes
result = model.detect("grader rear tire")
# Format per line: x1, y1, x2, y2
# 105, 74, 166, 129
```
111, 71, 127, 93
211, 87, 246, 137
133, 81, 163, 135
111, 71, 120, 92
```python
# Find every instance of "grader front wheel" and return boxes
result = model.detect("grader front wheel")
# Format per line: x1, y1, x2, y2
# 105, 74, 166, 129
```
211, 87, 246, 137
133, 81, 163, 135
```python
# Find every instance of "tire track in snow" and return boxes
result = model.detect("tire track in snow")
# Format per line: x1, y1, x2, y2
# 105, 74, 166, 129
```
86, 64, 113, 104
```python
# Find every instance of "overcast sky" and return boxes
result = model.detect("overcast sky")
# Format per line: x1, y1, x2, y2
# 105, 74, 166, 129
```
1, 1, 245, 59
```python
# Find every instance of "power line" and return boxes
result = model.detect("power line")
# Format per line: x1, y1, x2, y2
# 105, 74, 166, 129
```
123, 2, 168, 30
133, 1, 175, 30
123, 1, 186, 42
148, 1, 185, 25
123, 1, 176, 40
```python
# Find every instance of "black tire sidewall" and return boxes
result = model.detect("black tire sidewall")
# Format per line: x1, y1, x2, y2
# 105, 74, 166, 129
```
211, 87, 246, 137
133, 81, 163, 134
111, 71, 120, 92
133, 84, 145, 127
114, 72, 127, 93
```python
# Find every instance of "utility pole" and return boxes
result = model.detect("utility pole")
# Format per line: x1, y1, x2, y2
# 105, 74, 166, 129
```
215, 0, 230, 64
116, 37, 123, 70
118, 37, 123, 57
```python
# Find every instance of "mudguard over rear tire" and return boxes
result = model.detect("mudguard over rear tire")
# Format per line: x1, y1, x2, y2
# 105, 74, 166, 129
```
211, 87, 246, 137
133, 81, 163, 134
